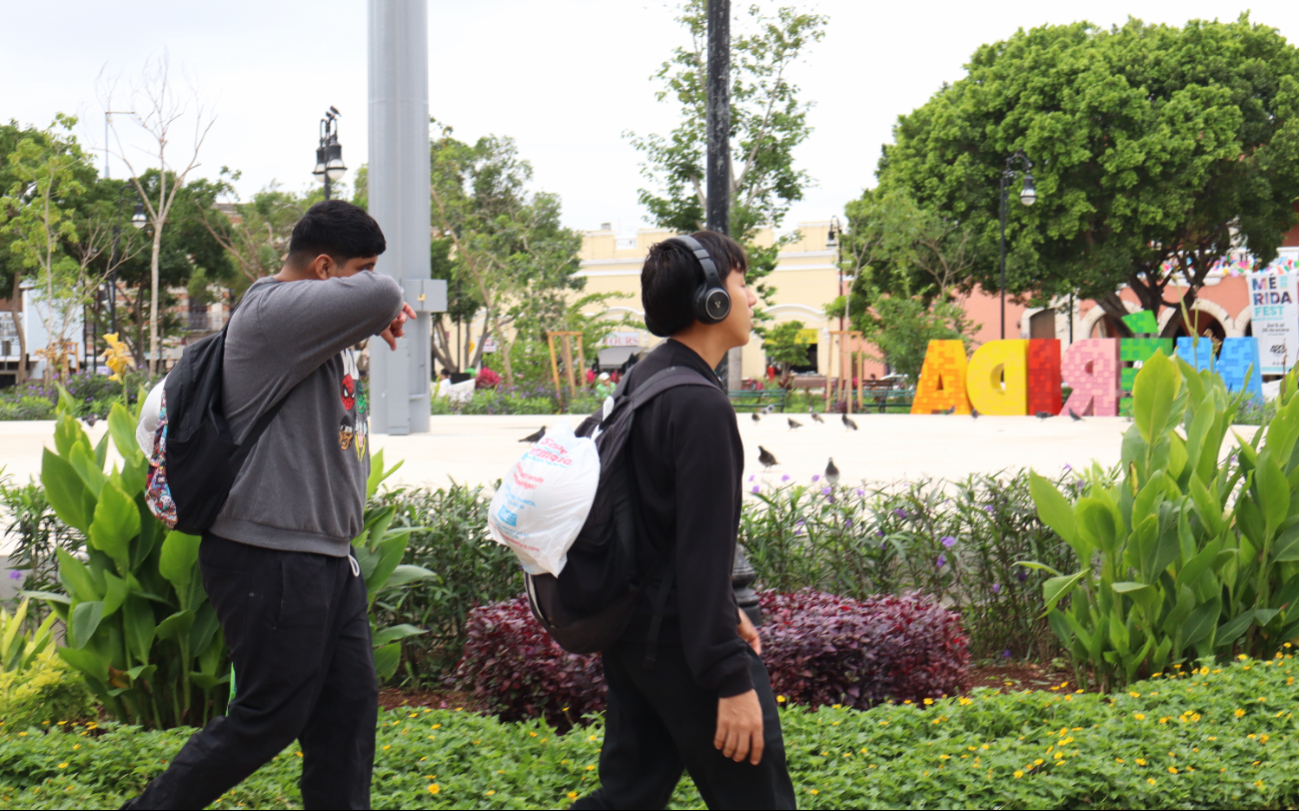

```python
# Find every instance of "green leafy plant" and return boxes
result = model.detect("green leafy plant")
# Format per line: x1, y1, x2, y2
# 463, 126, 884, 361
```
0, 599, 57, 674
0, 649, 96, 733
5, 656, 1299, 809
1026, 349, 1299, 690
355, 450, 436, 682
29, 389, 228, 728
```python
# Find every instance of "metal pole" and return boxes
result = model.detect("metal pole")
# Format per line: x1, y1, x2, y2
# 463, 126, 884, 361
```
999, 173, 1008, 341
707, 0, 741, 390
368, 0, 431, 435
324, 173, 331, 201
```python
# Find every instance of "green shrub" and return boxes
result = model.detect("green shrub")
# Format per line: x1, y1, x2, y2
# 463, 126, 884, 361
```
0, 650, 96, 732
377, 482, 522, 682
31, 392, 229, 728
1, 657, 1298, 808
1027, 352, 1299, 690
0, 396, 54, 421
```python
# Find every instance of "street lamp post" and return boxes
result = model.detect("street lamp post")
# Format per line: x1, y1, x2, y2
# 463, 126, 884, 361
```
104, 184, 146, 338
998, 149, 1037, 339
827, 216, 844, 332
312, 107, 347, 200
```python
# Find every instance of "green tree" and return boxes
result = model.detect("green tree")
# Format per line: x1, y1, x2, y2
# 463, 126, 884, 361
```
877, 15, 1299, 337
196, 170, 309, 296
428, 123, 613, 387
762, 319, 808, 387
627, 0, 827, 307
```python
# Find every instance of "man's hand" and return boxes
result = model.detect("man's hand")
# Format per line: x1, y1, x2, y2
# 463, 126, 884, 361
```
715, 689, 764, 765
738, 607, 761, 655
379, 303, 418, 350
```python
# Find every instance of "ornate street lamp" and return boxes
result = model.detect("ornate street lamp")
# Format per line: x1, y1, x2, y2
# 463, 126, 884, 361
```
313, 107, 346, 200
827, 216, 844, 333
999, 149, 1037, 339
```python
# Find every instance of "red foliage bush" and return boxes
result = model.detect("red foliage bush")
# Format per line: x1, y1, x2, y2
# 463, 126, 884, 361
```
456, 590, 968, 726
475, 367, 501, 390
759, 589, 969, 710
454, 596, 603, 728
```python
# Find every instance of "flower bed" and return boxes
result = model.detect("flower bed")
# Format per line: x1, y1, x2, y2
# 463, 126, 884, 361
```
2, 657, 1296, 809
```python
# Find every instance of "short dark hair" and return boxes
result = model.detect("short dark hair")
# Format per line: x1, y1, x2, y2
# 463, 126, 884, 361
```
641, 230, 747, 337
287, 200, 386, 266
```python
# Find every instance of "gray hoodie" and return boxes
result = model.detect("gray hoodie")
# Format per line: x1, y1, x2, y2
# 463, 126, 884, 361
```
209, 271, 405, 556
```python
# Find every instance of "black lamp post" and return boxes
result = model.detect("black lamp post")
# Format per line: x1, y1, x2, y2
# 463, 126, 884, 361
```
999, 150, 1037, 339
312, 107, 346, 200
827, 216, 844, 333
105, 184, 146, 337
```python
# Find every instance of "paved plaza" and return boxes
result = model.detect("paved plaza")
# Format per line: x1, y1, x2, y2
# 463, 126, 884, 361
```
0, 413, 1256, 501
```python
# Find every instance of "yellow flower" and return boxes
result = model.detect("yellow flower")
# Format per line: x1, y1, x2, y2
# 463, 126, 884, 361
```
1053, 752, 1063, 760
809, 789, 819, 795
1168, 767, 1178, 774
1034, 759, 1044, 766
586, 765, 595, 771
428, 784, 440, 795
1116, 758, 1126, 764
923, 698, 934, 705
530, 732, 538, 737
1238, 653, 1248, 660
432, 724, 441, 729
1129, 691, 1141, 698
1148, 778, 1157, 785
382, 745, 390, 751
1136, 758, 1147, 766
1235, 709, 1246, 718
58, 763, 67, 769
486, 790, 495, 796
777, 695, 786, 703
1134, 713, 1146, 721
958, 697, 972, 706
567, 791, 578, 800
939, 754, 951, 760
1014, 770, 1024, 778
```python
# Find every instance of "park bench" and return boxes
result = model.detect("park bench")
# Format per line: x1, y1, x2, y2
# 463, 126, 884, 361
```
728, 388, 787, 413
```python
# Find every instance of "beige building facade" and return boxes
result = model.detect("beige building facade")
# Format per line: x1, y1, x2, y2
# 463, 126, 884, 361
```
577, 221, 846, 380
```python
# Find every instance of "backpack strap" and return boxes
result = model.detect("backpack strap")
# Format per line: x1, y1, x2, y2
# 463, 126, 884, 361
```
641, 545, 676, 670
228, 394, 293, 469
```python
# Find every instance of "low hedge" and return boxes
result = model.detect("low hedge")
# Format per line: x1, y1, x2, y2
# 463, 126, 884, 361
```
455, 590, 968, 726
0, 656, 1297, 808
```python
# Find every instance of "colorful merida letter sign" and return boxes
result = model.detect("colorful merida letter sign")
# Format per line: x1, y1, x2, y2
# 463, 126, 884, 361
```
911, 337, 1262, 416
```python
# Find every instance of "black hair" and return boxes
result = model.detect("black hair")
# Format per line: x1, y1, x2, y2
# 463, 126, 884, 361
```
641, 230, 747, 337
287, 200, 387, 266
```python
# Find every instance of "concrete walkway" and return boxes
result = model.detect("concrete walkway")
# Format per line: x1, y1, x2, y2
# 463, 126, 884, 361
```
0, 414, 1256, 497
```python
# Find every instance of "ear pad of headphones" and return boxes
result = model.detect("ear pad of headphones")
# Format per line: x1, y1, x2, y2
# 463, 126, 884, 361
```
673, 234, 731, 325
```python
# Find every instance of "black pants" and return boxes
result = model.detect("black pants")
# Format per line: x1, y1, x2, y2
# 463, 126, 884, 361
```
572, 642, 796, 810
127, 535, 378, 810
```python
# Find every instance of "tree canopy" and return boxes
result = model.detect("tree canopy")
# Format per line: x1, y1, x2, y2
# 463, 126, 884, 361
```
875, 15, 1299, 336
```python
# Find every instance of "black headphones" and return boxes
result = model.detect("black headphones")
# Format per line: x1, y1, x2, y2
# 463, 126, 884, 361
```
670, 234, 732, 325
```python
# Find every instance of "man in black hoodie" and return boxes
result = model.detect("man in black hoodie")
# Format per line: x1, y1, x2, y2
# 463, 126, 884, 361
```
573, 231, 795, 810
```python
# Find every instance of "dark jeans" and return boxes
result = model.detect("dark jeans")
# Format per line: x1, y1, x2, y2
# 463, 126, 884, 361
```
572, 642, 796, 810
127, 535, 378, 810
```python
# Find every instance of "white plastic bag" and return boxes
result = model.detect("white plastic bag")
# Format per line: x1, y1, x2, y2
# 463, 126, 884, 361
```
487, 418, 600, 576
136, 377, 168, 457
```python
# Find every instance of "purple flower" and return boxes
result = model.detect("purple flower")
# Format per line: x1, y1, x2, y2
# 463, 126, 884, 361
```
781, 474, 791, 482
876, 530, 885, 538
1063, 463, 1072, 472
894, 508, 908, 518
7, 571, 22, 581
751, 485, 761, 494
822, 487, 832, 496
844, 518, 853, 528
940, 536, 956, 548
812, 474, 820, 482
795, 520, 805, 527
1017, 568, 1029, 582
856, 488, 865, 497
992, 583, 1002, 594
936, 554, 947, 568
983, 506, 995, 515
1002, 648, 1013, 659
748, 475, 755, 482
794, 527, 804, 535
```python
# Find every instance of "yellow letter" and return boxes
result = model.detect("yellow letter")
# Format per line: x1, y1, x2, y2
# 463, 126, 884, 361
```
966, 340, 1028, 416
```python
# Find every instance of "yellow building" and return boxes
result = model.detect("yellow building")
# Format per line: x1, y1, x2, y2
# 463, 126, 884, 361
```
577, 221, 846, 380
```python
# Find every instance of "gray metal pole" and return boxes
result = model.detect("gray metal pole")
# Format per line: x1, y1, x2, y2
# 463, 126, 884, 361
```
368, 0, 431, 435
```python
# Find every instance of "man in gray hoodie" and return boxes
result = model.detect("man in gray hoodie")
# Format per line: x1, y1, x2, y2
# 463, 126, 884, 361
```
127, 200, 413, 810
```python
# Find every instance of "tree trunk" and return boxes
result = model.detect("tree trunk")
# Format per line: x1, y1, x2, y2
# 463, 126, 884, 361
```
149, 225, 163, 374
9, 309, 26, 385
1094, 293, 1135, 339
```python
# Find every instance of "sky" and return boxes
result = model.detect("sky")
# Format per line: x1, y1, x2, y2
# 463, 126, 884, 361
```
4, 0, 1298, 238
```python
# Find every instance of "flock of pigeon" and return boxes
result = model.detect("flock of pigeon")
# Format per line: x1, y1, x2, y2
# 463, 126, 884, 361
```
518, 403, 1086, 487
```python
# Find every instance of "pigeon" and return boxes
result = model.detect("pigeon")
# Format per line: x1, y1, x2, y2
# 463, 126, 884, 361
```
758, 446, 778, 468
825, 458, 840, 485
940, 405, 957, 415
81, 414, 98, 428
810, 409, 824, 424
971, 407, 980, 419
1036, 411, 1053, 419
1068, 408, 1084, 422
519, 427, 546, 443
751, 412, 761, 423
763, 404, 777, 415
788, 418, 803, 431
843, 413, 859, 431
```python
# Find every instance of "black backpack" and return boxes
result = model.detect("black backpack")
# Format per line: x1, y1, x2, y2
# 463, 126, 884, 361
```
524, 365, 716, 660
158, 325, 291, 535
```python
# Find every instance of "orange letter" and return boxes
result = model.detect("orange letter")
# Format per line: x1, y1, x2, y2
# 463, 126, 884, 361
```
910, 340, 972, 415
